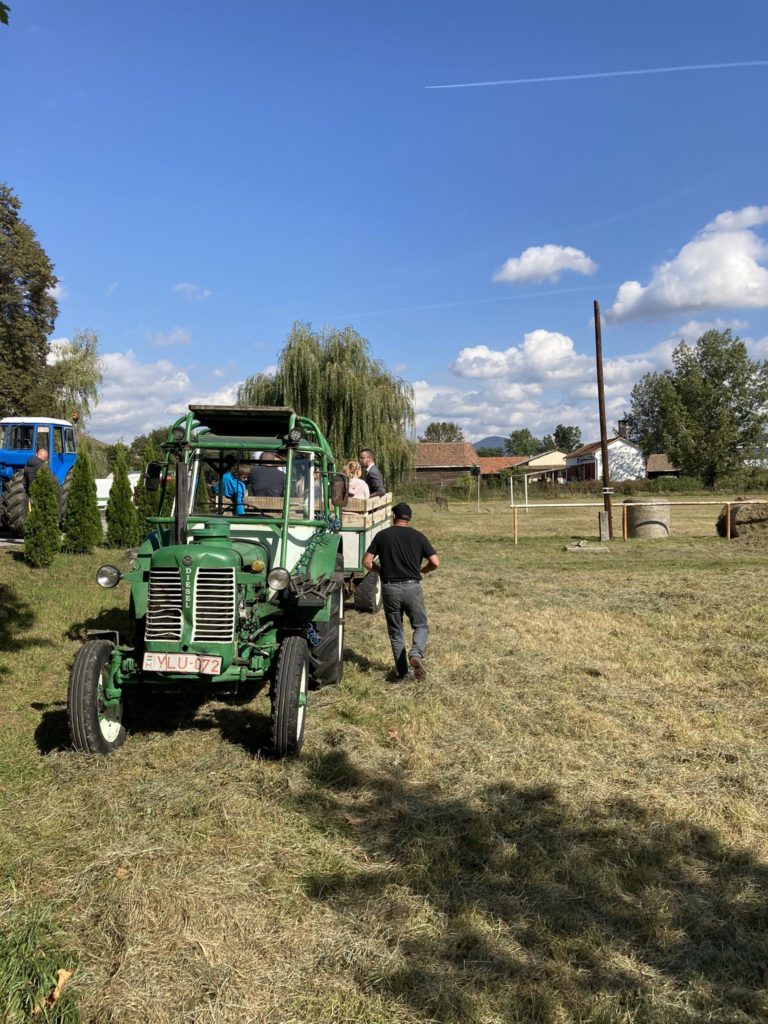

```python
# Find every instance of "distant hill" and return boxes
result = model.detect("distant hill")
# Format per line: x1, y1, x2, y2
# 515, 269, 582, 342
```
474, 435, 506, 453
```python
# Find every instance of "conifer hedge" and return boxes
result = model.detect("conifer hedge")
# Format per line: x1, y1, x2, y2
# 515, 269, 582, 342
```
106, 446, 139, 548
62, 451, 103, 554
24, 467, 61, 568
132, 440, 160, 540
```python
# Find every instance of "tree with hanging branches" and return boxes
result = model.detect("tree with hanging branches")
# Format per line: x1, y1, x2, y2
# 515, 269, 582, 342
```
238, 322, 415, 488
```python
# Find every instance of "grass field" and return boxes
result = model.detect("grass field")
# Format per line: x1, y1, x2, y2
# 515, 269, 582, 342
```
1, 499, 767, 1023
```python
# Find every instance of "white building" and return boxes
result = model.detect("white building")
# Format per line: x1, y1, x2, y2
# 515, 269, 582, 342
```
95, 472, 141, 509
565, 437, 645, 483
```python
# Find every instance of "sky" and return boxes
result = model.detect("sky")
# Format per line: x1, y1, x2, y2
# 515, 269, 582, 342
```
2, 0, 767, 444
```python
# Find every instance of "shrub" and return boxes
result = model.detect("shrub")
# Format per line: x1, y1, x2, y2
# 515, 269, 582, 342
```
24, 467, 61, 568
132, 441, 161, 540
62, 451, 102, 554
106, 446, 139, 548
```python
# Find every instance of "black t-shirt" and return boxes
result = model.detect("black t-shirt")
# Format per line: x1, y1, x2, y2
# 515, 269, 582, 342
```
366, 525, 436, 582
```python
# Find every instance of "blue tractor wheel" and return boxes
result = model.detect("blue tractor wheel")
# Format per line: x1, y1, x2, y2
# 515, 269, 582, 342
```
4, 470, 29, 537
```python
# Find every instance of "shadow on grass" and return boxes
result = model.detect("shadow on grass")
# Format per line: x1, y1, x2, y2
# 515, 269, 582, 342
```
65, 606, 133, 642
0, 583, 35, 651
343, 649, 391, 674
293, 749, 768, 1023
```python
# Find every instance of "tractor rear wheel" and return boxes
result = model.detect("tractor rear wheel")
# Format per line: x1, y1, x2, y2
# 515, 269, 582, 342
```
271, 635, 309, 757
353, 570, 382, 614
58, 468, 73, 526
4, 470, 29, 537
67, 639, 127, 755
309, 586, 344, 688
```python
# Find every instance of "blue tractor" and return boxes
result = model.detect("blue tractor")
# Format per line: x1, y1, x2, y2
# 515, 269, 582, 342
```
0, 417, 78, 536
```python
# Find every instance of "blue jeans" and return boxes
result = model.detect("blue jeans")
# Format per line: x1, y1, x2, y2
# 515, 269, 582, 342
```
382, 581, 429, 677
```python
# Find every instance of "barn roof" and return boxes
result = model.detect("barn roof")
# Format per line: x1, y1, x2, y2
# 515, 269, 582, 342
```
414, 442, 479, 468
647, 453, 679, 473
478, 456, 528, 475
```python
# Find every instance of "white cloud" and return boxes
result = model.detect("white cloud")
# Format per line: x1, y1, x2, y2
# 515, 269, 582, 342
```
174, 282, 213, 301
106, 281, 119, 296
608, 205, 768, 321
419, 315, 765, 443
703, 205, 768, 233
492, 244, 597, 285
87, 349, 244, 443
451, 329, 591, 382
152, 326, 192, 347
47, 281, 69, 301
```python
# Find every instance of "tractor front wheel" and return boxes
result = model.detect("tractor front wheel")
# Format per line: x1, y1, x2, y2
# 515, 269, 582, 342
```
4, 470, 29, 537
353, 570, 383, 614
271, 635, 309, 757
67, 639, 127, 755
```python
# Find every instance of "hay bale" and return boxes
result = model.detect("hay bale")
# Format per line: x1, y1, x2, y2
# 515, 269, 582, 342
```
625, 500, 671, 539
716, 500, 768, 538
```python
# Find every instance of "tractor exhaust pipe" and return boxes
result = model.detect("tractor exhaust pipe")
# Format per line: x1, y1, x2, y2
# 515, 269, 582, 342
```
175, 459, 190, 545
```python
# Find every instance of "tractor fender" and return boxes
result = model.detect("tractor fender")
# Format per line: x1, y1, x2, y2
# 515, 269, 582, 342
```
85, 629, 121, 646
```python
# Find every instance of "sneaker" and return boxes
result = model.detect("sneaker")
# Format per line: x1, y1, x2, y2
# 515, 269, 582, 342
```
409, 656, 427, 680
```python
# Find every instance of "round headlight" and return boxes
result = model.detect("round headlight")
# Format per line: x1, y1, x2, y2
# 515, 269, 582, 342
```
171, 426, 185, 441
96, 564, 122, 589
287, 427, 303, 444
267, 567, 291, 591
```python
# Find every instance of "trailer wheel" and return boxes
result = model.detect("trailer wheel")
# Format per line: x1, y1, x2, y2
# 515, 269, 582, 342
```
354, 570, 382, 614
309, 586, 344, 688
67, 639, 127, 755
271, 635, 309, 757
4, 470, 29, 537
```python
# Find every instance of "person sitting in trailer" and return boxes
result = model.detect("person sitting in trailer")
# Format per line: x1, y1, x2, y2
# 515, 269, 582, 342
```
344, 460, 370, 500
249, 452, 286, 498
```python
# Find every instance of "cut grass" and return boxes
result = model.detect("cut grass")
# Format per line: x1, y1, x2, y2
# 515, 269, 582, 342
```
0, 500, 767, 1023
0, 901, 78, 1022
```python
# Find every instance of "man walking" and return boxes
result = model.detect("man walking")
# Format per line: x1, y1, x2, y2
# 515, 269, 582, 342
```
362, 502, 439, 680
358, 448, 385, 497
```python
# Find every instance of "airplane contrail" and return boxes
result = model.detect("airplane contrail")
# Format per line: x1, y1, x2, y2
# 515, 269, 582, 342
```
318, 283, 619, 321
426, 59, 768, 90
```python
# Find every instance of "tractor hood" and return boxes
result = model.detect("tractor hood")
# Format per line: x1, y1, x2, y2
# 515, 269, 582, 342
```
139, 521, 268, 664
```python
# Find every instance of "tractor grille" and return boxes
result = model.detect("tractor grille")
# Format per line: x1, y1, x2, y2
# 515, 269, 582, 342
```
146, 568, 183, 641
192, 568, 236, 643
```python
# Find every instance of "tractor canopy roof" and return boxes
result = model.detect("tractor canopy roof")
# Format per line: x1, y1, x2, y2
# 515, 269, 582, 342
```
172, 405, 333, 458
188, 405, 296, 437
0, 416, 74, 427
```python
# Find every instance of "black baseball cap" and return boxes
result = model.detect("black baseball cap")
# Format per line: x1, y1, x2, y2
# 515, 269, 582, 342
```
392, 502, 412, 520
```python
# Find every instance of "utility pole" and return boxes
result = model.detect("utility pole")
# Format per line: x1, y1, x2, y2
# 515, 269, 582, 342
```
593, 300, 613, 538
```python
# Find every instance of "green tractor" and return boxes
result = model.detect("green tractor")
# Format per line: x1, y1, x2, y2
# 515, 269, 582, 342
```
68, 406, 354, 758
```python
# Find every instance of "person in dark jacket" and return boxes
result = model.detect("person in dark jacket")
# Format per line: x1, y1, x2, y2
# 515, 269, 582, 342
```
359, 448, 385, 497
248, 452, 286, 498
362, 502, 439, 681
24, 448, 49, 491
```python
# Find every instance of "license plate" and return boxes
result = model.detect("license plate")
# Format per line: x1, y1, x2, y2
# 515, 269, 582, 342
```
142, 652, 222, 675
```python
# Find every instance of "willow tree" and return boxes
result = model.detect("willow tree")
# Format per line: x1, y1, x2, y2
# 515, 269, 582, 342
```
238, 323, 414, 488
48, 328, 103, 423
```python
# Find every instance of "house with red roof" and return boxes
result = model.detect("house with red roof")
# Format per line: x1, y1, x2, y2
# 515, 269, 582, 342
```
413, 442, 480, 485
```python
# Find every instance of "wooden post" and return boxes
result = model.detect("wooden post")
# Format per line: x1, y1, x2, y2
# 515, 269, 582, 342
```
514, 506, 519, 545
594, 300, 613, 538
726, 502, 731, 541
622, 502, 628, 542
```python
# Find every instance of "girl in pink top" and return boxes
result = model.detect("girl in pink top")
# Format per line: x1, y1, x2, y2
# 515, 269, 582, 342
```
344, 460, 370, 499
